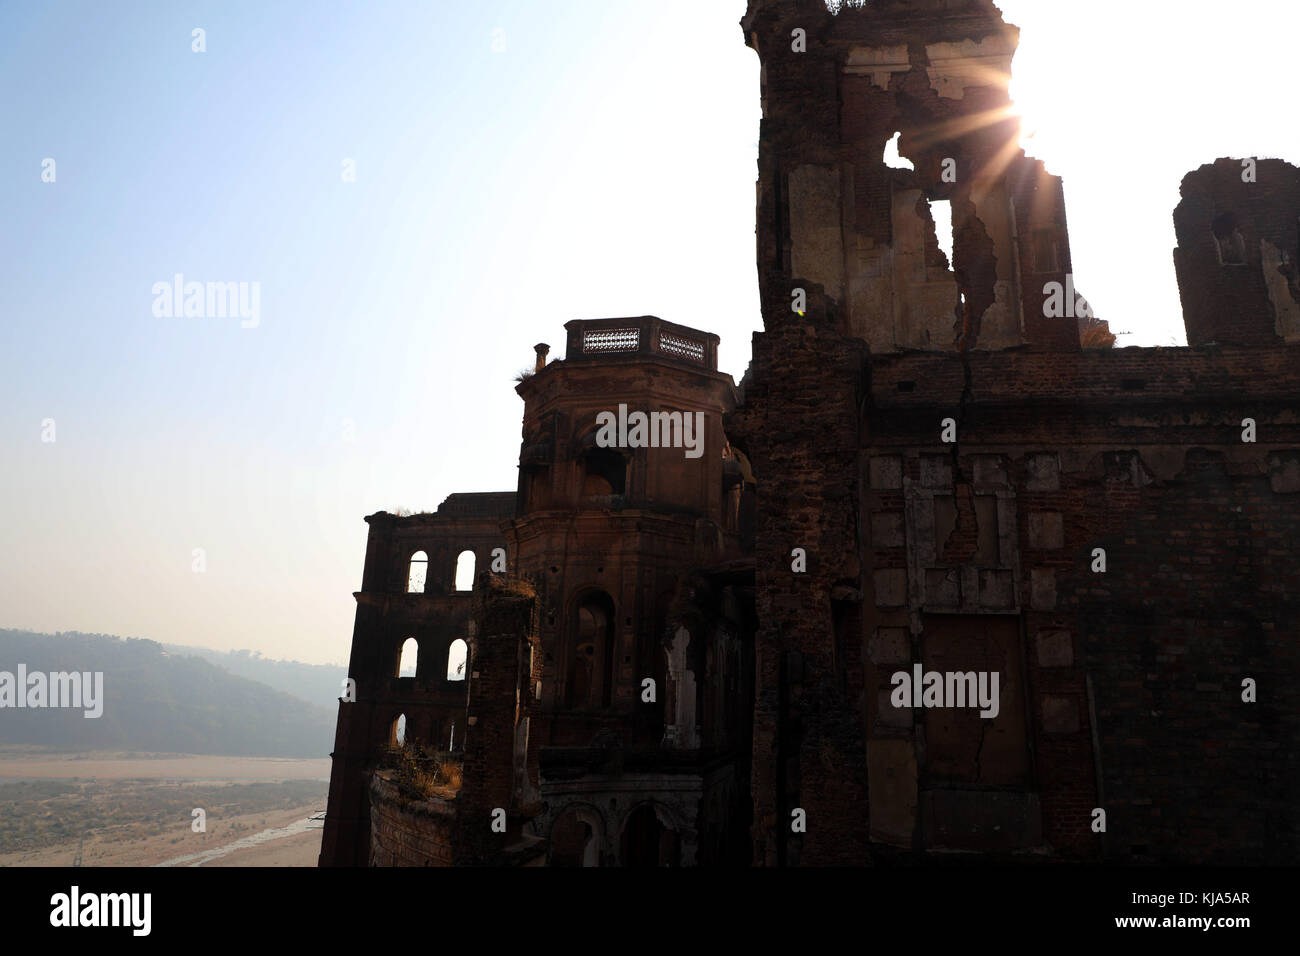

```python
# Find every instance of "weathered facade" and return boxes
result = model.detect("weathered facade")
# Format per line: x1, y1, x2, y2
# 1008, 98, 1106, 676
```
319, 492, 514, 866
731, 0, 1299, 865
321, 0, 1300, 866
321, 317, 758, 866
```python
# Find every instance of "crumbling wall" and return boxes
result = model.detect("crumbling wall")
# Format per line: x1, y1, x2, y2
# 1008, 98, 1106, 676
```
319, 494, 515, 867
453, 575, 539, 864
743, 0, 1081, 354
734, 0, 1081, 870
1174, 158, 1300, 346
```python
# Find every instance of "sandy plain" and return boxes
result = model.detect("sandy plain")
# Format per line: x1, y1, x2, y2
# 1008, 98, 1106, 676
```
0, 751, 328, 867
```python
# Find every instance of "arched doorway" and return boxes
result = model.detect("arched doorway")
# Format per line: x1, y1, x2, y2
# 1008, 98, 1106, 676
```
621, 804, 680, 867
549, 807, 601, 867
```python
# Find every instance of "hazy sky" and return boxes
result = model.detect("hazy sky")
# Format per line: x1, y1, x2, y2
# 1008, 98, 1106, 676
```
2, 1, 1295, 665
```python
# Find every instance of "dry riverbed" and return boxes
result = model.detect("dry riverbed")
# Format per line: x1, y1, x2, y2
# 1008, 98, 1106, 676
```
0, 751, 329, 867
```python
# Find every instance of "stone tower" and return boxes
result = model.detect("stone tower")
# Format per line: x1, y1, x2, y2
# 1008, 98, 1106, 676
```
508, 316, 755, 866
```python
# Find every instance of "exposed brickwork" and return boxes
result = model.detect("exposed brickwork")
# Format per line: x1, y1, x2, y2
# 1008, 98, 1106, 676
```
742, 0, 1082, 354
870, 344, 1300, 407
861, 342, 1300, 861
1174, 158, 1300, 346
453, 576, 536, 863
734, 0, 1299, 866
728, 286, 872, 865
1064, 455, 1300, 863
368, 774, 457, 866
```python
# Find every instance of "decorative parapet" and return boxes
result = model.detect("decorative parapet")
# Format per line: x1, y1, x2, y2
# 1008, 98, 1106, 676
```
563, 316, 720, 371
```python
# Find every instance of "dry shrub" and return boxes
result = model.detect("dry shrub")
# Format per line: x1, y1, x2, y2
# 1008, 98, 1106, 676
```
381, 739, 463, 800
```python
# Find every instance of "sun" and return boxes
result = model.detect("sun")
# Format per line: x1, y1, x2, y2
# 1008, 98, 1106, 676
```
1006, 68, 1054, 162
1006, 97, 1039, 150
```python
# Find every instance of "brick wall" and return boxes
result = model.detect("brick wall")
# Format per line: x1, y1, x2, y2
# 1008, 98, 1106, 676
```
864, 344, 1300, 862
368, 774, 457, 867
453, 576, 536, 863
1174, 158, 1300, 347
729, 286, 873, 866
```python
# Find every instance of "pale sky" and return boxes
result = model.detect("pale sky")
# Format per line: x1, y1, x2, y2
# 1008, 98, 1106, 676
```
1, 1, 1295, 665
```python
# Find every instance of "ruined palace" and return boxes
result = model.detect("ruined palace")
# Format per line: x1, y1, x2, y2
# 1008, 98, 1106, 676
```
320, 0, 1300, 867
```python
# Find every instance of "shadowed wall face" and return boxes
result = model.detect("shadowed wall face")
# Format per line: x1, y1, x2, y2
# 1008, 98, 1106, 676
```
1173, 158, 1300, 347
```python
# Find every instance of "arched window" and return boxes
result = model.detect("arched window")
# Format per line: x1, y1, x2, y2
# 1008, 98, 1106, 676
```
1213, 212, 1246, 265
582, 449, 626, 497
447, 638, 468, 681
407, 551, 428, 593
454, 550, 475, 592
397, 637, 418, 678
394, 713, 407, 747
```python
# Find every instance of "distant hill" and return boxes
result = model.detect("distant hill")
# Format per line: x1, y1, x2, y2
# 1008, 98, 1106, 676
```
161, 643, 347, 712
0, 630, 336, 758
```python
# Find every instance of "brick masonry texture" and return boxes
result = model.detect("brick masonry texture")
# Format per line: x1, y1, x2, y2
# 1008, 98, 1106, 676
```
368, 774, 457, 867
732, 0, 1300, 865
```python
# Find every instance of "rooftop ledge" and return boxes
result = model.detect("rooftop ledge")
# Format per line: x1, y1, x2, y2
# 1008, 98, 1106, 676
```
562, 316, 720, 372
